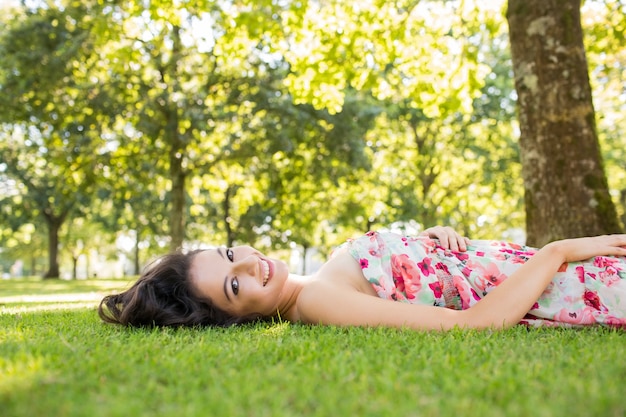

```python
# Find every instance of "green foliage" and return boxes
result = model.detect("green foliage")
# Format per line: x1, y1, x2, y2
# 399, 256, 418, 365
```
0, 0, 625, 274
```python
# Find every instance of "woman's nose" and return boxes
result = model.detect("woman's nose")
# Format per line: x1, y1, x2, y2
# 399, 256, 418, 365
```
234, 255, 257, 277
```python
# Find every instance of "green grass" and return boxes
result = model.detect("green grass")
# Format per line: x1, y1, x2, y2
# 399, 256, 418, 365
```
1, 279, 625, 417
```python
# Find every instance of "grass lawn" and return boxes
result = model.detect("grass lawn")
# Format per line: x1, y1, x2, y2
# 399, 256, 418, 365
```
1, 278, 624, 417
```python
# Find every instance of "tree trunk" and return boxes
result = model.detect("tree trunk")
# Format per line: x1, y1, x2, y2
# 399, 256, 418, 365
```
169, 148, 186, 251
166, 25, 186, 252
506, 0, 622, 246
43, 216, 62, 278
301, 245, 308, 275
71, 256, 78, 280
31, 256, 37, 277
134, 228, 141, 276
223, 185, 236, 248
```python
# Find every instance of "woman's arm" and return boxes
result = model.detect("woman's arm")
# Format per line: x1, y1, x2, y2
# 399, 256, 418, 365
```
464, 234, 626, 328
299, 234, 626, 331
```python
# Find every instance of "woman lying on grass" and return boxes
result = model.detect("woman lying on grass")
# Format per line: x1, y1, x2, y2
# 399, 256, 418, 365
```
99, 226, 626, 330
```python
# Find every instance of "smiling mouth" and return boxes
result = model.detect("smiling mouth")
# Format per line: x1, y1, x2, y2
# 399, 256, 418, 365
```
261, 259, 270, 286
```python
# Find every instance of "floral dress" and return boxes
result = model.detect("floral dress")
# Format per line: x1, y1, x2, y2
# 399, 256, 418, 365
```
338, 231, 626, 328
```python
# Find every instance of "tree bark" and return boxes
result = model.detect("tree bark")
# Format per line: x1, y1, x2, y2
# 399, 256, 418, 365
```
223, 185, 236, 248
43, 215, 63, 278
169, 140, 186, 251
133, 228, 141, 276
301, 244, 308, 275
506, 0, 622, 246
165, 25, 186, 252
71, 256, 78, 280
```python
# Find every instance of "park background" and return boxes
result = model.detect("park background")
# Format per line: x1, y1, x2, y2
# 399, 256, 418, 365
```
1, 0, 626, 279
1, 2, 625, 417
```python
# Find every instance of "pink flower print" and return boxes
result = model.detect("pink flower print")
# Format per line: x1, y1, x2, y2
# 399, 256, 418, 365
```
435, 262, 450, 275
417, 257, 435, 277
575, 266, 585, 283
429, 281, 443, 299
359, 258, 369, 269
492, 252, 508, 261
554, 307, 596, 325
392, 273, 406, 295
593, 256, 620, 268
454, 252, 469, 262
452, 275, 479, 309
583, 290, 605, 312
598, 267, 620, 286
603, 315, 626, 328
390, 287, 407, 302
420, 238, 437, 253
367, 238, 385, 258
511, 255, 528, 264
474, 262, 507, 292
391, 254, 422, 299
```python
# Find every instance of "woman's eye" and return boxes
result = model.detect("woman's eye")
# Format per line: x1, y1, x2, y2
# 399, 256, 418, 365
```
231, 277, 239, 295
226, 248, 234, 261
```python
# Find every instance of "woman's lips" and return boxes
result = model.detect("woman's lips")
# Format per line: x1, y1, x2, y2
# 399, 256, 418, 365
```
264, 258, 274, 286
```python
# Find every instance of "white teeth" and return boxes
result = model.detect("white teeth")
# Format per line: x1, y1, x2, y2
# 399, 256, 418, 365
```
261, 259, 269, 285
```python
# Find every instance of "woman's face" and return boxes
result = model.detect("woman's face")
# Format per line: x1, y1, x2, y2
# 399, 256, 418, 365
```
189, 245, 289, 318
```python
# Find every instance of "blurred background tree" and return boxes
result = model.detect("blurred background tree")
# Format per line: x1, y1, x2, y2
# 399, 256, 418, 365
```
0, 0, 624, 278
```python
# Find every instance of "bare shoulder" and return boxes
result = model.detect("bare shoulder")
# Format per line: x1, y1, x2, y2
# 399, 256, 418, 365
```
316, 248, 378, 295
295, 248, 378, 324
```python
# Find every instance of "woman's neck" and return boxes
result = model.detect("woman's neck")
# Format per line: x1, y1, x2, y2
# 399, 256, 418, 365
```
276, 273, 314, 322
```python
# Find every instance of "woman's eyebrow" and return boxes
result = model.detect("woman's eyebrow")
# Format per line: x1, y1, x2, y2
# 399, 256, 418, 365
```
215, 248, 231, 301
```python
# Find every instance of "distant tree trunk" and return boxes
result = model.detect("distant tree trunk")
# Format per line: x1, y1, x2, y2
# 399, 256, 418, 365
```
43, 214, 64, 278
169, 143, 186, 251
71, 255, 78, 280
301, 244, 308, 275
621, 189, 626, 230
134, 228, 141, 275
165, 25, 186, 252
506, 0, 622, 246
223, 185, 236, 248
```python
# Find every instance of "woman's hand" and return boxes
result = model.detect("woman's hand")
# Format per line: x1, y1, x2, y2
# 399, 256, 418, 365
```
546, 234, 626, 263
420, 226, 471, 252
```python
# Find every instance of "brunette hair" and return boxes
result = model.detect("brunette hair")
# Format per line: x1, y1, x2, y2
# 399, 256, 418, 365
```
98, 250, 258, 328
